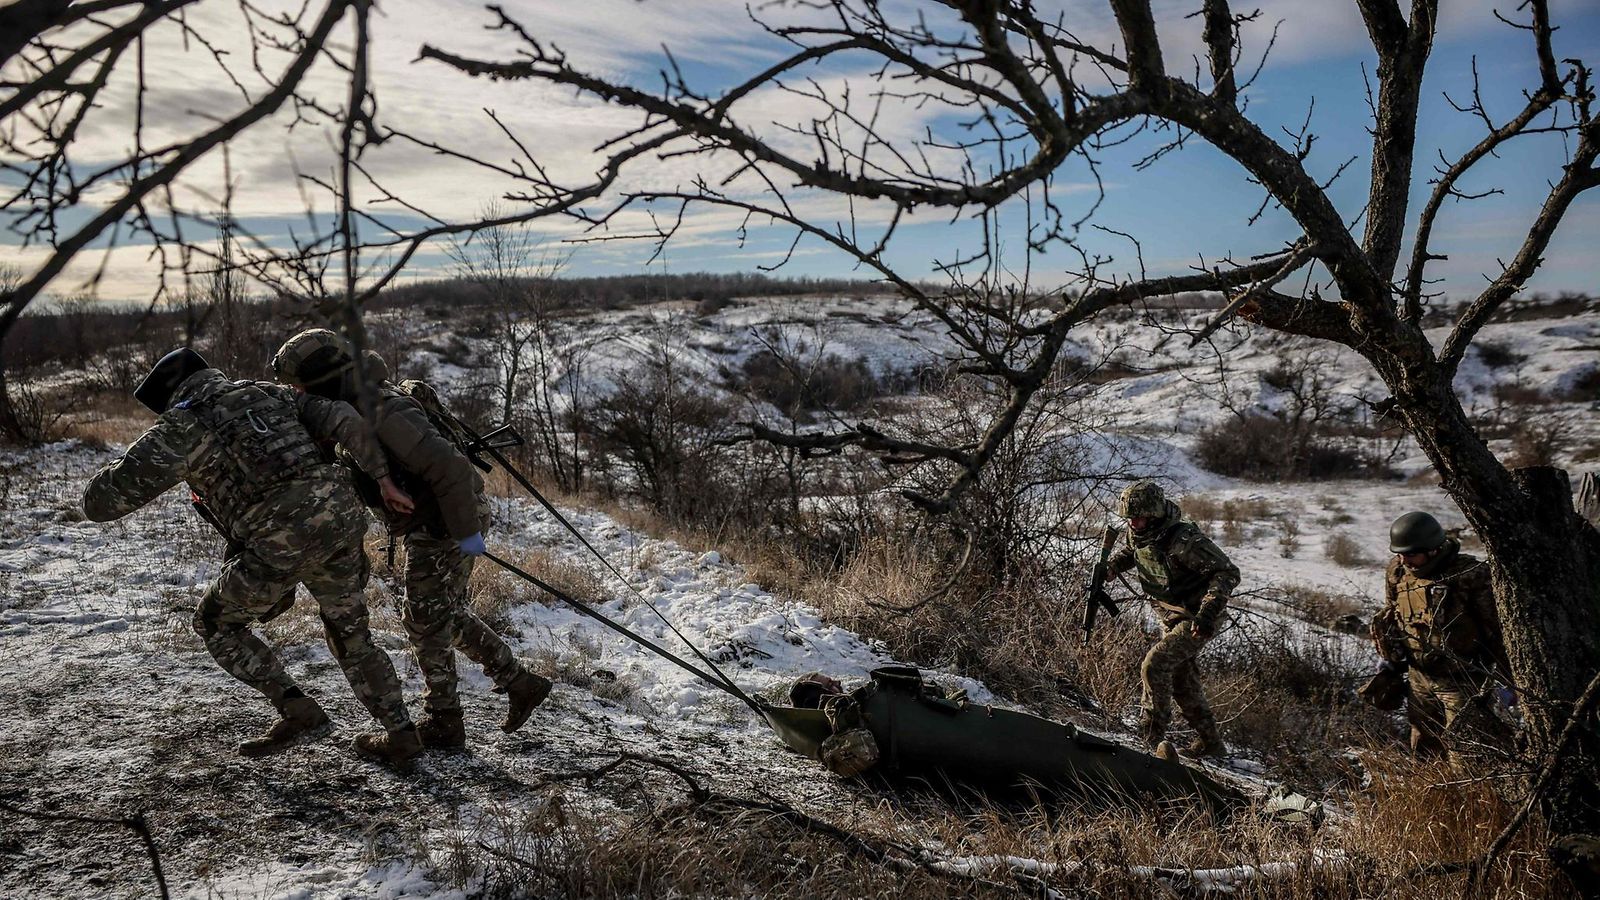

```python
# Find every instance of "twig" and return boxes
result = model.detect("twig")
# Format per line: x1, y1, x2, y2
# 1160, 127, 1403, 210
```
1469, 666, 1600, 889
0, 799, 169, 899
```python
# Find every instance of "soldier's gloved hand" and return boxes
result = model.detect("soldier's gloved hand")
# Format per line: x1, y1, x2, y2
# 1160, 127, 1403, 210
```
1191, 615, 1218, 639
458, 532, 487, 557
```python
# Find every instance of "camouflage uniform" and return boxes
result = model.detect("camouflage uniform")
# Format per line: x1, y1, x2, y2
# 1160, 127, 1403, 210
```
1106, 484, 1239, 751
83, 369, 411, 735
1371, 539, 1510, 762
277, 345, 524, 717
366, 378, 522, 717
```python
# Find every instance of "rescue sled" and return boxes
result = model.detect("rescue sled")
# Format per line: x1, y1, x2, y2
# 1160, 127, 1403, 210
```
762, 666, 1244, 817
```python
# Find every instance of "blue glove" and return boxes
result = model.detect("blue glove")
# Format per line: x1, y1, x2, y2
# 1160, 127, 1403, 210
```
458, 532, 487, 557
1495, 686, 1517, 709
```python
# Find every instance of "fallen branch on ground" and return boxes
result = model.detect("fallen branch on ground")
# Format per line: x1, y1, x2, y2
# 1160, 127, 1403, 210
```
0, 797, 168, 899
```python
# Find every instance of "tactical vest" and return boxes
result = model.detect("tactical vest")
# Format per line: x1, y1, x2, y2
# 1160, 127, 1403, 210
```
1131, 521, 1211, 616
176, 372, 324, 528
1389, 550, 1492, 676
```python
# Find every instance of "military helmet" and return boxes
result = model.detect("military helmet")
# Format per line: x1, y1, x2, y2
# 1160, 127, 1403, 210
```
134, 346, 210, 413
1389, 511, 1446, 554
1118, 480, 1167, 518
272, 328, 353, 386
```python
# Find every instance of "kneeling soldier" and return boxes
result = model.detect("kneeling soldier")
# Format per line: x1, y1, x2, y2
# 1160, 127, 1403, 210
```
1370, 511, 1511, 765
83, 347, 422, 766
272, 330, 550, 756
1105, 480, 1238, 758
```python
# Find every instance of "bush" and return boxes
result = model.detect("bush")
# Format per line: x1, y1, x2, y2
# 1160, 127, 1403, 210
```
1323, 532, 1370, 568
1194, 414, 1378, 480
1506, 419, 1569, 468
1475, 340, 1525, 370
735, 351, 885, 416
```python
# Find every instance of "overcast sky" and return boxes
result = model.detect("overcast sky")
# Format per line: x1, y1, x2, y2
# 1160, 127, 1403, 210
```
3, 0, 1598, 305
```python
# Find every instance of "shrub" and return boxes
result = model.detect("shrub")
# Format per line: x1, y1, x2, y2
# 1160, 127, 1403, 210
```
736, 351, 884, 416
1323, 532, 1369, 568
1475, 340, 1525, 370
1194, 414, 1377, 480
1506, 419, 1569, 468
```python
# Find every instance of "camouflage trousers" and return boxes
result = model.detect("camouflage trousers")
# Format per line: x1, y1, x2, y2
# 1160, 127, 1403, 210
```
1139, 618, 1221, 747
192, 506, 410, 733
1407, 668, 1510, 768
402, 529, 520, 715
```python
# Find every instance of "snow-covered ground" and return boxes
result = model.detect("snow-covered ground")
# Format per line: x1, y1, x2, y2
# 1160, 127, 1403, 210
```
3, 294, 1594, 896
1, 442, 978, 899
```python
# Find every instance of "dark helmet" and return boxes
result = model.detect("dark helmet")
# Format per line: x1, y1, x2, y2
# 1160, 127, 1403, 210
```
1390, 511, 1446, 555
271, 328, 354, 387
133, 347, 210, 413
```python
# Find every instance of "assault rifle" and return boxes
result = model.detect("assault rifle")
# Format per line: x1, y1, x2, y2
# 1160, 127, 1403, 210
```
190, 491, 240, 555
458, 423, 525, 473
1080, 525, 1122, 645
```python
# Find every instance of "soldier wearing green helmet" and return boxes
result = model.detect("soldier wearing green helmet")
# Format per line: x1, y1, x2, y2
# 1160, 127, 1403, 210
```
1103, 479, 1239, 758
1368, 511, 1511, 762
273, 328, 551, 763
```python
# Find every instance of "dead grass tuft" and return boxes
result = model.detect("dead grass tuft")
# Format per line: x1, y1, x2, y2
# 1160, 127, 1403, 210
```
1323, 532, 1370, 568
469, 547, 604, 630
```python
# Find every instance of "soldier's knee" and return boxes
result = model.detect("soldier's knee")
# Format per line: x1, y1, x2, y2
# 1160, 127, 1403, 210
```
192, 596, 223, 639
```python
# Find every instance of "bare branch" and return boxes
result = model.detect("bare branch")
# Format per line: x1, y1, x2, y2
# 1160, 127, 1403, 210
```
1439, 116, 1600, 377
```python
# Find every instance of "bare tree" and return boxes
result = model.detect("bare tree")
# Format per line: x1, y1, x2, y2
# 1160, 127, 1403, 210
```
414, 0, 1600, 863
448, 214, 586, 489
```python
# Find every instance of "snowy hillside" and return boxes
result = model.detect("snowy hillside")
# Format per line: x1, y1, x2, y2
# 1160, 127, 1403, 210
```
2, 294, 1594, 897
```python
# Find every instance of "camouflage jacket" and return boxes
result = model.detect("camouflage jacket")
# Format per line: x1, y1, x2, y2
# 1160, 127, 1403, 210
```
1372, 539, 1509, 682
1107, 502, 1239, 623
337, 356, 485, 541
83, 369, 390, 543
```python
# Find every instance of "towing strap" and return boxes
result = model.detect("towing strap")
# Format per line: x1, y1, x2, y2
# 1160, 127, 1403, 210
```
446, 413, 766, 716
483, 551, 764, 714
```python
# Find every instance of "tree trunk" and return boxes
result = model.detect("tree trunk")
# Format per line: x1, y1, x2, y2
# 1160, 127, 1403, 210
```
1394, 377, 1600, 839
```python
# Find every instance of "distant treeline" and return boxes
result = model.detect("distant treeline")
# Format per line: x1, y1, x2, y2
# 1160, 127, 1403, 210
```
2, 271, 898, 374
373, 271, 898, 315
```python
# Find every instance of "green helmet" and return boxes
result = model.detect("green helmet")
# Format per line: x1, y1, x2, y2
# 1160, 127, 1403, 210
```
1119, 480, 1167, 518
272, 328, 353, 386
1389, 511, 1446, 554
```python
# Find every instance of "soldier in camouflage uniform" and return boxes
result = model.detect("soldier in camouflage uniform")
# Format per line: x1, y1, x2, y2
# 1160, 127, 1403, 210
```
1370, 511, 1511, 764
1104, 480, 1239, 758
82, 347, 423, 766
272, 330, 551, 756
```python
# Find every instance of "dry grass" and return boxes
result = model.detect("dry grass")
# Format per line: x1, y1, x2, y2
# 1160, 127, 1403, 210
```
59, 390, 151, 447
1323, 532, 1370, 568
444, 485, 1570, 898
469, 546, 604, 630
1183, 493, 1272, 526
406, 750, 1568, 900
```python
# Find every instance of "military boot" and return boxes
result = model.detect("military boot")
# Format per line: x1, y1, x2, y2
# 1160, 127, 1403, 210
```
416, 711, 467, 752
239, 696, 332, 758
502, 668, 552, 733
1136, 712, 1164, 750
353, 725, 423, 771
1181, 727, 1228, 759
